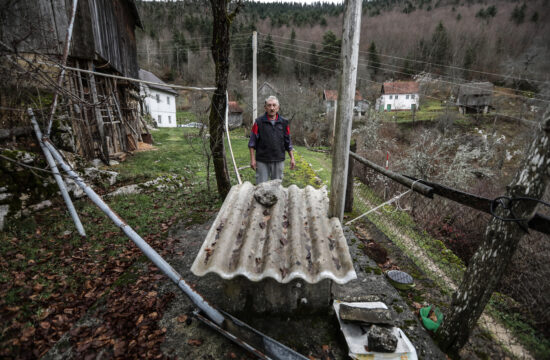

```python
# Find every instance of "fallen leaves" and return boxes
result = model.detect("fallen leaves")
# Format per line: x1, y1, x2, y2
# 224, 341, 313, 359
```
187, 338, 203, 346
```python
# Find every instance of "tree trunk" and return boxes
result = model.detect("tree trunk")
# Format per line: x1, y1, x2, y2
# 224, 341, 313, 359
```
208, 0, 239, 199
437, 108, 550, 355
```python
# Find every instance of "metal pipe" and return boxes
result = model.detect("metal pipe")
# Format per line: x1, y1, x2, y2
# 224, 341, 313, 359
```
46, 0, 79, 137
28, 109, 86, 236
42, 138, 225, 326
349, 151, 434, 197
225, 91, 242, 184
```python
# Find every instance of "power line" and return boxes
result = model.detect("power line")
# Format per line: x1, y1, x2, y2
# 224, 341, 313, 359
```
260, 32, 550, 84
265, 40, 550, 104
259, 49, 541, 125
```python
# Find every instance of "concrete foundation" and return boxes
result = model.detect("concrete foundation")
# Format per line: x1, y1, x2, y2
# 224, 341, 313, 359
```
222, 276, 332, 314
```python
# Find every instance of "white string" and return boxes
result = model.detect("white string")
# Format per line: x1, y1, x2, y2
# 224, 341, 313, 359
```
345, 189, 412, 226
345, 179, 423, 225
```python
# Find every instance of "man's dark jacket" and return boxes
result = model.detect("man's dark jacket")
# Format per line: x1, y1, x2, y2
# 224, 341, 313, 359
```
248, 113, 292, 163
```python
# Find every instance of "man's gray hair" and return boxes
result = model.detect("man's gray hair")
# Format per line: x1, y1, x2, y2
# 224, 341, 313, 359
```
264, 95, 279, 106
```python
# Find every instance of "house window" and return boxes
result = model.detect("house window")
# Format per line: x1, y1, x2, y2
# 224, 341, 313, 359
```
167, 96, 170, 105
389, 95, 393, 99
158, 115, 162, 124
395, 95, 398, 99
406, 94, 409, 99
168, 116, 171, 124
156, 94, 160, 103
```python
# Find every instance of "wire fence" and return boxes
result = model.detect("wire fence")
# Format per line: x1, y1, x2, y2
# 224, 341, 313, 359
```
346, 136, 550, 357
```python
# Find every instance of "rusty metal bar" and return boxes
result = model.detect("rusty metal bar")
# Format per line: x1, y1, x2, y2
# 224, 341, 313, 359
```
405, 175, 550, 235
45, 0, 79, 137
349, 151, 434, 197
29, 109, 86, 236
41, 138, 226, 326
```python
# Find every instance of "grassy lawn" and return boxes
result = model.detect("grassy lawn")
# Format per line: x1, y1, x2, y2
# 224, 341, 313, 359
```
383, 99, 469, 124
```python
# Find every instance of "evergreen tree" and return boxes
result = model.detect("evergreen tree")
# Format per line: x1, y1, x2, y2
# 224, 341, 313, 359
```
287, 28, 296, 57
511, 3, 527, 25
172, 31, 188, 73
259, 34, 279, 74
308, 43, 319, 76
430, 21, 451, 67
368, 41, 380, 76
319, 30, 341, 75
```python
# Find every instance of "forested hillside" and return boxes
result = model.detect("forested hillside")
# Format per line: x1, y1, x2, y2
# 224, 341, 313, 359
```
136, 0, 549, 94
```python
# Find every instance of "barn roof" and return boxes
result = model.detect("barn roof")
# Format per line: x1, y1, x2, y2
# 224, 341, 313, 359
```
191, 181, 357, 284
228, 101, 243, 113
323, 90, 363, 101
382, 81, 419, 94
458, 82, 494, 96
258, 81, 280, 95
139, 69, 178, 95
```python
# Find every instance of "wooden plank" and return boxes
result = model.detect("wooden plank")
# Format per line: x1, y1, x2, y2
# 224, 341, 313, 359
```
87, 60, 110, 162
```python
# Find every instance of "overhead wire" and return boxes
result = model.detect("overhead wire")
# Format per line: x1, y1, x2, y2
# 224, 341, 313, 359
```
259, 48, 540, 125
262, 37, 550, 104
261, 31, 550, 84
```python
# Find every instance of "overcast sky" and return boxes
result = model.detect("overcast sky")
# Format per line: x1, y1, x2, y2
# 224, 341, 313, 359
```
142, 0, 345, 3
251, 0, 344, 3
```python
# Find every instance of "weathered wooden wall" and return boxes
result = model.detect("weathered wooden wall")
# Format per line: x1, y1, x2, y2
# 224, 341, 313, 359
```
1, 0, 140, 78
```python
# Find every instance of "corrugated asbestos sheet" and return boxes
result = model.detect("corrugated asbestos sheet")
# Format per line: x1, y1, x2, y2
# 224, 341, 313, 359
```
191, 182, 357, 284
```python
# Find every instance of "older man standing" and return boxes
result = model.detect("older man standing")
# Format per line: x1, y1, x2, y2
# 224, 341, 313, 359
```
249, 96, 295, 184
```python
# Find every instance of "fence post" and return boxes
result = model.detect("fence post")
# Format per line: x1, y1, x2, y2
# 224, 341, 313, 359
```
344, 141, 355, 213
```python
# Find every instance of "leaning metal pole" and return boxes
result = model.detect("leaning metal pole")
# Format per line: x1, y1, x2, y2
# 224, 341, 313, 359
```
29, 108, 86, 236
41, 137, 225, 326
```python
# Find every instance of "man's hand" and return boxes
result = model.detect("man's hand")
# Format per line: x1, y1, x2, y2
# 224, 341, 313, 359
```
249, 147, 256, 170
290, 157, 295, 170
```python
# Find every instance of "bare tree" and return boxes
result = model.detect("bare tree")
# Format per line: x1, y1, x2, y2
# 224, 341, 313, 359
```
208, 0, 241, 198
437, 107, 550, 355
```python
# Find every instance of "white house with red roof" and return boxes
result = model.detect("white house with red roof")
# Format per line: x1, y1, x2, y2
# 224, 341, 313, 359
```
139, 69, 178, 127
379, 81, 419, 111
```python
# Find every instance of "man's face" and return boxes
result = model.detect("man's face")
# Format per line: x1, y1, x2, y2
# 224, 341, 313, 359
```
264, 99, 279, 118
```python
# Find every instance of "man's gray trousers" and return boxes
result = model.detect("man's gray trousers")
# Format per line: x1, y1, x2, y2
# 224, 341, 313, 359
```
256, 160, 284, 184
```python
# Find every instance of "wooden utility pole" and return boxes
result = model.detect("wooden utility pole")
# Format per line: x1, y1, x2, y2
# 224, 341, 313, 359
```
252, 31, 258, 121
329, 0, 362, 220
208, 0, 241, 199
437, 108, 550, 355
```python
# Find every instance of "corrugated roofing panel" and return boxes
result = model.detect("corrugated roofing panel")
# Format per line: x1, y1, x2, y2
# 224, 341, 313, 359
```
191, 182, 357, 284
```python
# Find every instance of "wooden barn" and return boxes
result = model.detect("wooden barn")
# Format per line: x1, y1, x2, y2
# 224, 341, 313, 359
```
0, 0, 147, 163
457, 82, 494, 114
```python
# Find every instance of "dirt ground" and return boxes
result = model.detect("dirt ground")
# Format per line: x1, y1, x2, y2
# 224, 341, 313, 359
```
43, 214, 513, 360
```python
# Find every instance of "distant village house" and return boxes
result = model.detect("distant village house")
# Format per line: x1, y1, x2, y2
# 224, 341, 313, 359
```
258, 82, 280, 101
457, 82, 494, 114
228, 101, 244, 129
139, 70, 178, 128
323, 90, 368, 115
379, 81, 419, 111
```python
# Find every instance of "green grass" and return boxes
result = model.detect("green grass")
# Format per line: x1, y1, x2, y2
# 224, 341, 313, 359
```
487, 293, 550, 359
383, 99, 468, 124
223, 132, 331, 189
350, 182, 466, 288
176, 110, 198, 125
